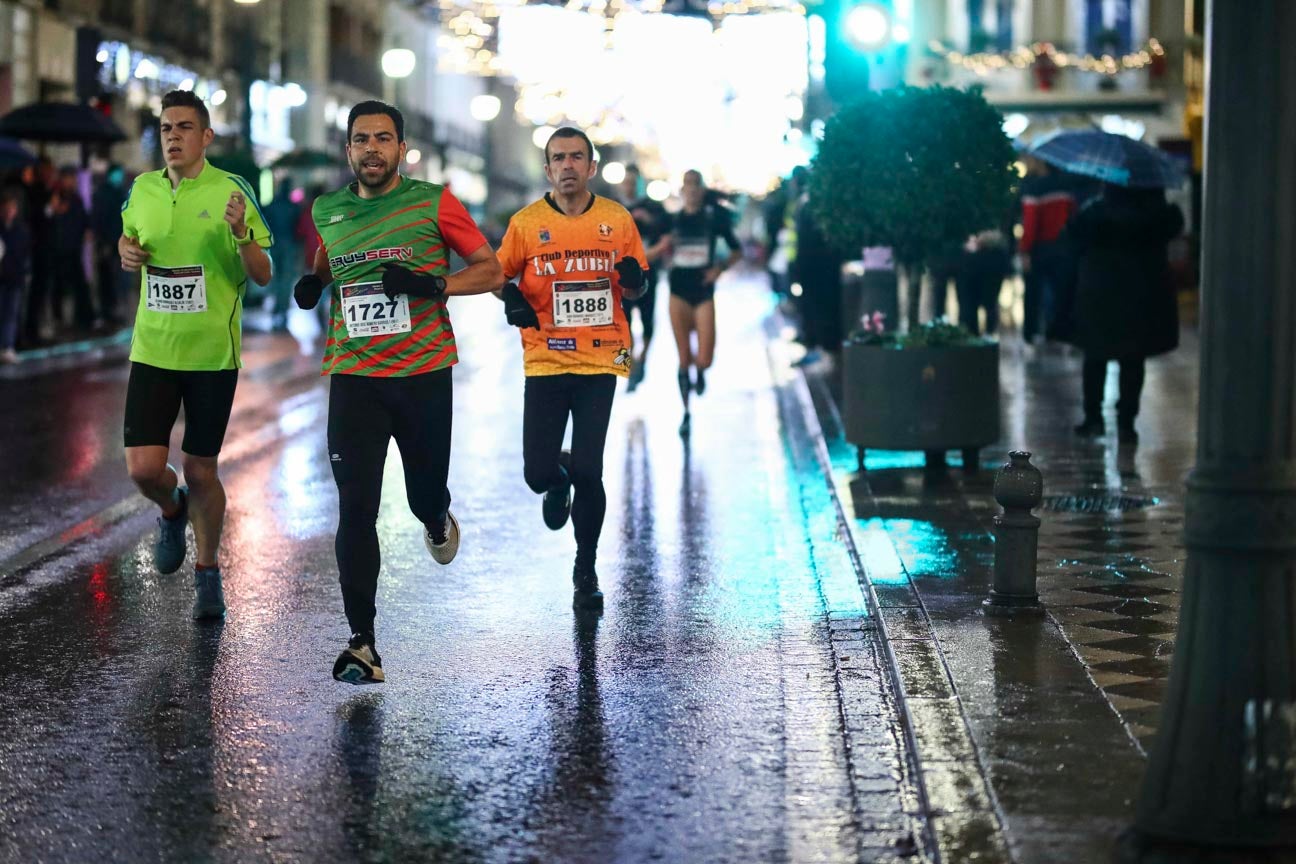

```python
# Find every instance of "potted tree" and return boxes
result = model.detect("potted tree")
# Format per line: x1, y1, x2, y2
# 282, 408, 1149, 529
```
806, 85, 1017, 474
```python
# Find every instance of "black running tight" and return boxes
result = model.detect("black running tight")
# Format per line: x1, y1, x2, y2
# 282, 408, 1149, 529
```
522, 374, 617, 569
328, 369, 452, 637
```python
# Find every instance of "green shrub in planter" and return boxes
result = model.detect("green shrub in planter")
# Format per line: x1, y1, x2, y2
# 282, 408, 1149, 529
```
807, 85, 1017, 281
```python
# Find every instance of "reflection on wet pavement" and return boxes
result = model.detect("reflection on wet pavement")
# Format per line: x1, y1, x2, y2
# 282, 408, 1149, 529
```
0, 277, 923, 862
806, 329, 1200, 863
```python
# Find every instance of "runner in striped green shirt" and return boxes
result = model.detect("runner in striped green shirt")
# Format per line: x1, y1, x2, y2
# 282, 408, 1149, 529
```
291, 101, 502, 685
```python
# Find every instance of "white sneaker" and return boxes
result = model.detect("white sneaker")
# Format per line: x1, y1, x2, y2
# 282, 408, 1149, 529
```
424, 510, 460, 565
0, 349, 18, 364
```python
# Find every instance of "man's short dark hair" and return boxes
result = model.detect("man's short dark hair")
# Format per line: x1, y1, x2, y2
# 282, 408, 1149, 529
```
347, 101, 405, 142
545, 127, 594, 163
160, 90, 210, 129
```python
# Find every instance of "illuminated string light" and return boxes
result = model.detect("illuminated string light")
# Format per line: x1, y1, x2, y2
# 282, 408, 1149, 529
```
928, 38, 1165, 77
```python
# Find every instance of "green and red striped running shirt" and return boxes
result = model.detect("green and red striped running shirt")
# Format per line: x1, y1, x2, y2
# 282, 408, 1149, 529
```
312, 177, 488, 377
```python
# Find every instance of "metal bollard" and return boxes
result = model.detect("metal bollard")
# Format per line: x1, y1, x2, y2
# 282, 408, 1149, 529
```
983, 450, 1046, 617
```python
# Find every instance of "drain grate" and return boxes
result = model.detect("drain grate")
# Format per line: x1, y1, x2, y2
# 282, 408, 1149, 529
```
1041, 494, 1160, 513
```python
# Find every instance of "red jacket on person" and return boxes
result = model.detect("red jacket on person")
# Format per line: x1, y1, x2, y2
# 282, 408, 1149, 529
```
1020, 173, 1078, 255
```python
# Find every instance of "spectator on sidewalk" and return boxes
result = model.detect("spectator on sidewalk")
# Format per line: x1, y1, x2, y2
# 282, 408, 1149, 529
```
792, 184, 845, 363
1069, 185, 1184, 443
47, 166, 94, 331
92, 164, 128, 327
957, 228, 1011, 336
21, 157, 54, 345
762, 166, 806, 299
0, 189, 31, 363
296, 185, 327, 331
264, 179, 302, 331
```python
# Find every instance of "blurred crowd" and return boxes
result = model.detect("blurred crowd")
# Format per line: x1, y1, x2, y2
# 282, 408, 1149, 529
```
0, 161, 331, 364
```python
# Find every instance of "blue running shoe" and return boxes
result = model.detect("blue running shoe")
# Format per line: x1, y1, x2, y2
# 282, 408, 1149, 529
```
191, 566, 226, 620
154, 486, 188, 575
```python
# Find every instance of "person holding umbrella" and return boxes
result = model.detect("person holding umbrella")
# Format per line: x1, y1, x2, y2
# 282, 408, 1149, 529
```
1032, 130, 1185, 443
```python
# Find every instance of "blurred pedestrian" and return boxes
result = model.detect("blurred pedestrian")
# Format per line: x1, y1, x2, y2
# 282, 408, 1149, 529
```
762, 166, 806, 298
0, 189, 31, 363
1019, 156, 1079, 343
47, 166, 94, 331
614, 164, 670, 391
92, 164, 128, 326
1069, 185, 1184, 443
792, 186, 845, 362
21, 157, 54, 344
263, 179, 301, 331
296, 184, 328, 331
956, 228, 1010, 335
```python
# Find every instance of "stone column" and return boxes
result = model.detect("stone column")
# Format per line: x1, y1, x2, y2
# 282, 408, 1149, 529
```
1128, 0, 1296, 857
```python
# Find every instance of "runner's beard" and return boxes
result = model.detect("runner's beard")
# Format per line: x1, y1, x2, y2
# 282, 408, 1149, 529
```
352, 157, 398, 191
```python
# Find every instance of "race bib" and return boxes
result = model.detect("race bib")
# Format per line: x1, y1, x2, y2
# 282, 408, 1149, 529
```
552, 279, 613, 328
341, 281, 411, 338
673, 241, 710, 269
145, 265, 207, 313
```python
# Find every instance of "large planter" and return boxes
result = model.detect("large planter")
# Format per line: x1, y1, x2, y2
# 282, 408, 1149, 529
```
842, 341, 1000, 472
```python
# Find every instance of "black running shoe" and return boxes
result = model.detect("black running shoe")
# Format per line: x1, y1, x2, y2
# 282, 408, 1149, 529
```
572, 565, 604, 610
1074, 418, 1105, 437
694, 368, 706, 396
333, 634, 384, 684
543, 450, 573, 530
679, 412, 691, 438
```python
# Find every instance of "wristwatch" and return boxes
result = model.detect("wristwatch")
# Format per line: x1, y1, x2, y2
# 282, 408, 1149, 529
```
233, 227, 255, 246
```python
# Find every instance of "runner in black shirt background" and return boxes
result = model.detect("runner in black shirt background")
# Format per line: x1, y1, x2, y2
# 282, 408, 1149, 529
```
666, 169, 740, 437
614, 164, 671, 392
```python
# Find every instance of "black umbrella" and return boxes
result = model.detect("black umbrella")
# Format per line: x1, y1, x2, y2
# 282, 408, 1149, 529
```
0, 101, 127, 144
0, 136, 36, 168
271, 148, 338, 169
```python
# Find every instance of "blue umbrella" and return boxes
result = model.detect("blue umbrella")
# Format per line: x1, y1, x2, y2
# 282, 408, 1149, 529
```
1028, 129, 1185, 189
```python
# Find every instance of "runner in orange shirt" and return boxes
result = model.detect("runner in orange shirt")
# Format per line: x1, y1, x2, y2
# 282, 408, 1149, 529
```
497, 126, 646, 610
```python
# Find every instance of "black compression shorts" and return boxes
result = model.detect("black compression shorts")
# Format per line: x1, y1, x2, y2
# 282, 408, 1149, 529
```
123, 362, 239, 458
667, 270, 715, 307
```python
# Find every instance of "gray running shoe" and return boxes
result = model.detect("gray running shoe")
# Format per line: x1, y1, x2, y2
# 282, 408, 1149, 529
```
154, 486, 189, 575
191, 567, 226, 620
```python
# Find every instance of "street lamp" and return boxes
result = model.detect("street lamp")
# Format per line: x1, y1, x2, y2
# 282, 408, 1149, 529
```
381, 48, 415, 105
381, 49, 416, 80
470, 94, 501, 122
845, 3, 890, 50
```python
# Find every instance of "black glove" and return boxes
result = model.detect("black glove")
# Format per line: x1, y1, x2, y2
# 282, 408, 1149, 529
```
501, 281, 539, 330
381, 263, 447, 301
614, 256, 644, 292
293, 273, 325, 310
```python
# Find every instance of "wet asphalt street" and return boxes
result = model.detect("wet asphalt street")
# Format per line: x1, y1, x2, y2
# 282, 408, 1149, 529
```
0, 280, 919, 863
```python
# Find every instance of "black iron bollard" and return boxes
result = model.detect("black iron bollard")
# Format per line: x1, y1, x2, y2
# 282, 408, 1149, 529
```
983, 450, 1045, 617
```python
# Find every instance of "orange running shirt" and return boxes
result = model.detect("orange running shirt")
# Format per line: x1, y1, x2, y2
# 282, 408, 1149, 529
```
498, 194, 647, 378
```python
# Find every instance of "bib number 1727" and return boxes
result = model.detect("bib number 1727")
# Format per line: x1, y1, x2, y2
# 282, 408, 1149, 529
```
340, 281, 412, 338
